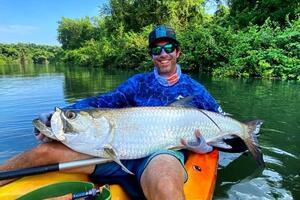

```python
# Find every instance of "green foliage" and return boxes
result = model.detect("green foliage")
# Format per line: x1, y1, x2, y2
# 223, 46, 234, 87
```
1, 0, 298, 80
62, 39, 103, 67
100, 0, 206, 32
57, 17, 99, 50
0, 43, 62, 65
0, 55, 6, 65
108, 26, 151, 69
0, 45, 19, 61
212, 18, 300, 79
228, 0, 300, 28
55, 0, 299, 80
178, 23, 231, 72
59, 18, 151, 69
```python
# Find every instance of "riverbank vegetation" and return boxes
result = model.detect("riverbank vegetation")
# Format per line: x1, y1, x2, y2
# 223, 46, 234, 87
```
0, 43, 62, 65
1, 0, 299, 80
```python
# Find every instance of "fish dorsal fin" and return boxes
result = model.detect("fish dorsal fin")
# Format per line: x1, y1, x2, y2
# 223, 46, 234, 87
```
169, 96, 196, 108
103, 144, 134, 175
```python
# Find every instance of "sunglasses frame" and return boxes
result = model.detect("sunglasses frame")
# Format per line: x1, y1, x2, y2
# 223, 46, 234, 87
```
149, 43, 178, 56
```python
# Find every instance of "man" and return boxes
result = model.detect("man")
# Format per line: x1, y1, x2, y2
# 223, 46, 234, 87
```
0, 25, 222, 199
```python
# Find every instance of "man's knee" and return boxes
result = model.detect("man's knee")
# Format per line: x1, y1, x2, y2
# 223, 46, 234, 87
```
142, 154, 186, 180
141, 154, 186, 200
156, 175, 185, 198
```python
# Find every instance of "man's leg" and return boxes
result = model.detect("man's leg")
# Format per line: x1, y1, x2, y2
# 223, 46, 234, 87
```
0, 142, 94, 186
140, 154, 186, 200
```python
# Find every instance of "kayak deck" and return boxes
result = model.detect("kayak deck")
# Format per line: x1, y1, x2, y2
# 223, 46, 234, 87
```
0, 150, 218, 200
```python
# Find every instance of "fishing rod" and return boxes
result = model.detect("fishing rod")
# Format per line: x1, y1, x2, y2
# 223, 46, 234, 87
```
0, 158, 111, 180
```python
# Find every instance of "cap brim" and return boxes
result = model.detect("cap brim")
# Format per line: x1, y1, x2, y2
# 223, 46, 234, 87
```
149, 37, 180, 47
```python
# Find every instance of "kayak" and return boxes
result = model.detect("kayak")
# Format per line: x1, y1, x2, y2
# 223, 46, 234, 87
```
0, 150, 218, 200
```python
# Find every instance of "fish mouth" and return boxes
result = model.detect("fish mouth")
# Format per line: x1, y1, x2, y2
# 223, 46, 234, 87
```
32, 118, 50, 132
32, 118, 57, 140
32, 118, 44, 132
32, 107, 66, 141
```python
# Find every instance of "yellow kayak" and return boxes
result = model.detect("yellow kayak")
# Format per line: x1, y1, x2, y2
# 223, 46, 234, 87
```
0, 150, 218, 200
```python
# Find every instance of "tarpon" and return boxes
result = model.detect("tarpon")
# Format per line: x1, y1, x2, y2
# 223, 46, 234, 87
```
33, 101, 264, 173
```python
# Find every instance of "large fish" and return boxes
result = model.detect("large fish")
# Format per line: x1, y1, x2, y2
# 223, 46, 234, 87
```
33, 101, 264, 173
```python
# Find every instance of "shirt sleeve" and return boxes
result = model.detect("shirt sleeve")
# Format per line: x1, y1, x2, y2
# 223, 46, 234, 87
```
65, 76, 136, 109
191, 79, 223, 113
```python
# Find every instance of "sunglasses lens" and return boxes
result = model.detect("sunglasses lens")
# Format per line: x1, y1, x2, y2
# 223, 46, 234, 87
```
151, 46, 162, 55
151, 43, 176, 55
164, 43, 175, 53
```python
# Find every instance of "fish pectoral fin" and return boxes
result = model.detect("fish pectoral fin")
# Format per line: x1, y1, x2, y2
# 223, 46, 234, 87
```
103, 144, 134, 175
181, 130, 213, 154
208, 140, 232, 149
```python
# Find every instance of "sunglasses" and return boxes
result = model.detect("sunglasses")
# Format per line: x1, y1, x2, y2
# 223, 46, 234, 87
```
150, 43, 177, 55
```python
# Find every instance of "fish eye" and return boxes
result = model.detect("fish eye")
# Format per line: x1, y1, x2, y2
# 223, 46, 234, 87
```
65, 111, 76, 120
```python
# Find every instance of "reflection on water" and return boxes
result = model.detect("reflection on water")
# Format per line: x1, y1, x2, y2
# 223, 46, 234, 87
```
0, 64, 299, 199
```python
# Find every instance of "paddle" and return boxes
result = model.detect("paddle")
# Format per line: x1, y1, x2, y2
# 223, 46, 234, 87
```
0, 158, 111, 180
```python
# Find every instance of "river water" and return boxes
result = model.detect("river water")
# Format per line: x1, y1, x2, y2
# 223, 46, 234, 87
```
0, 64, 299, 199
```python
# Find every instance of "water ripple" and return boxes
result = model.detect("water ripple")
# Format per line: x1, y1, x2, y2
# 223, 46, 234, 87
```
269, 147, 298, 159
261, 128, 285, 134
225, 175, 293, 200
264, 146, 298, 159
263, 155, 283, 166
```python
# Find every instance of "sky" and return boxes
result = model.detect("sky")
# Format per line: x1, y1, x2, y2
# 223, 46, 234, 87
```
0, 0, 107, 45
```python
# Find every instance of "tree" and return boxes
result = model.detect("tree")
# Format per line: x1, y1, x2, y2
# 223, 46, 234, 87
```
228, 0, 300, 27
100, 0, 206, 32
57, 17, 97, 50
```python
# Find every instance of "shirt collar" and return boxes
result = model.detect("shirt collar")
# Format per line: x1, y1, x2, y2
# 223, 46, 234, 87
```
154, 64, 182, 86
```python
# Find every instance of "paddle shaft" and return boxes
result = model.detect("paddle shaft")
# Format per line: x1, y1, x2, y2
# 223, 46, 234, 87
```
0, 158, 111, 180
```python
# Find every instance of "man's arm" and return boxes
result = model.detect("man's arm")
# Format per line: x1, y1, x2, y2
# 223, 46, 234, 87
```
190, 79, 223, 114
66, 76, 137, 109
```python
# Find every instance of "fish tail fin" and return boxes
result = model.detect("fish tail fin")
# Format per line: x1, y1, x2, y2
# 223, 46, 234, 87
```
244, 120, 265, 167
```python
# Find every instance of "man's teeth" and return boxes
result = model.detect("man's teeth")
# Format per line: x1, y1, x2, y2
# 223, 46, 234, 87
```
161, 60, 169, 63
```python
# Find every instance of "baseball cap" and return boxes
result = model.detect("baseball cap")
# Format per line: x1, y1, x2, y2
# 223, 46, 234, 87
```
148, 25, 180, 47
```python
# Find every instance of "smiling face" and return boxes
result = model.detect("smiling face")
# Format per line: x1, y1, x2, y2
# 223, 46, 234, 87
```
151, 40, 180, 77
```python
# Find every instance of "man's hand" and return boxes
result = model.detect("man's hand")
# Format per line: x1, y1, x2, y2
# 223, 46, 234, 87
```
33, 111, 54, 143
181, 130, 213, 154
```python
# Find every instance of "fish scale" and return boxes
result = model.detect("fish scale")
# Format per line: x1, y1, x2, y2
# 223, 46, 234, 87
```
106, 107, 229, 158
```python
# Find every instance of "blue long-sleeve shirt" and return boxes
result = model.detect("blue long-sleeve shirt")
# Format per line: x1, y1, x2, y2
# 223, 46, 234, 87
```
67, 70, 222, 113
